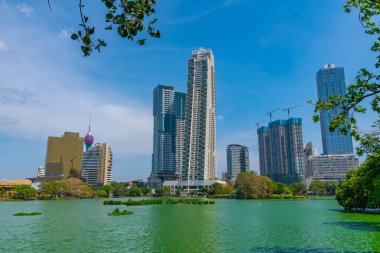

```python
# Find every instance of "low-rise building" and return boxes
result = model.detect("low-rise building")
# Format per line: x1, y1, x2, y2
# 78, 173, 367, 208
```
308, 154, 359, 182
163, 180, 226, 193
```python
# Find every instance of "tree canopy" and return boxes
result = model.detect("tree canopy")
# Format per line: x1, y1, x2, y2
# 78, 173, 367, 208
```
48, 0, 160, 56
336, 150, 380, 210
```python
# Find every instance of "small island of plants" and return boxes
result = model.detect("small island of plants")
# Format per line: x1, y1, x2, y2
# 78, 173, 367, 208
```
14, 212, 42, 216
103, 199, 163, 206
166, 198, 215, 204
108, 208, 134, 216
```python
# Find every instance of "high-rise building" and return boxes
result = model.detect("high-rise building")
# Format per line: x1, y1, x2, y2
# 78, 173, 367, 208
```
226, 144, 250, 182
149, 85, 186, 187
257, 126, 271, 177
182, 48, 217, 181
43, 132, 84, 181
82, 143, 112, 187
316, 64, 354, 154
257, 118, 305, 184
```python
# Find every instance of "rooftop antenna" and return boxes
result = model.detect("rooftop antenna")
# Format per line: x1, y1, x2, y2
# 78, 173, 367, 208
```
283, 105, 301, 119
267, 108, 280, 122
88, 113, 92, 132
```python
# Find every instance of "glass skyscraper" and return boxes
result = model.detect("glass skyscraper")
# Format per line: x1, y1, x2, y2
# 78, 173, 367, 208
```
150, 85, 186, 187
316, 64, 354, 154
226, 144, 250, 182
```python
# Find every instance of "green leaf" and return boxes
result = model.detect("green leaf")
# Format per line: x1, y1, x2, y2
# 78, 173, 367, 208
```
71, 33, 79, 40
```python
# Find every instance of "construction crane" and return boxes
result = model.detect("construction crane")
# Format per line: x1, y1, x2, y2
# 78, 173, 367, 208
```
283, 105, 301, 119
267, 108, 280, 122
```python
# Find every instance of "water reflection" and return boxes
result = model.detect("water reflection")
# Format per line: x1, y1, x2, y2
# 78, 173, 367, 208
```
145, 199, 218, 252
249, 246, 348, 253
324, 221, 380, 232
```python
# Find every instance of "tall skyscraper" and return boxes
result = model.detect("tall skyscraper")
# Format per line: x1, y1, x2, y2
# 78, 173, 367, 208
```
257, 118, 305, 184
226, 144, 250, 182
82, 143, 112, 187
182, 48, 217, 181
316, 64, 354, 154
150, 85, 186, 187
43, 132, 84, 181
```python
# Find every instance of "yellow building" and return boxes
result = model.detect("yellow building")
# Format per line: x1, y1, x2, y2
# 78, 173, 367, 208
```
44, 132, 84, 181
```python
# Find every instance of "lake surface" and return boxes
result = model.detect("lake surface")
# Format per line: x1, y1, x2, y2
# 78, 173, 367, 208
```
1, 198, 380, 252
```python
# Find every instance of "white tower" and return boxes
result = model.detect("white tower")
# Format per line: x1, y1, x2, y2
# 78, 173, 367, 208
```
182, 48, 217, 182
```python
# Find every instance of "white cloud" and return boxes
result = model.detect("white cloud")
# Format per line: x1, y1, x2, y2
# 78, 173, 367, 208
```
16, 3, 34, 18
217, 115, 224, 121
0, 38, 8, 52
59, 28, 73, 39
0, 88, 33, 105
0, 20, 152, 158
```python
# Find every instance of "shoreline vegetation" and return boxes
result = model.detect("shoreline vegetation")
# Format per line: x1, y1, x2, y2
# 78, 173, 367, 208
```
5, 169, 379, 215
1, 174, 337, 202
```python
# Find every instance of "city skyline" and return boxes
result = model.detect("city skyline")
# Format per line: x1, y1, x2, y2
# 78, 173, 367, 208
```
0, 0, 377, 181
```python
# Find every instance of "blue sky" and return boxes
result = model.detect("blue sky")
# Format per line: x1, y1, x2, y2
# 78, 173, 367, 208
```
0, 0, 377, 181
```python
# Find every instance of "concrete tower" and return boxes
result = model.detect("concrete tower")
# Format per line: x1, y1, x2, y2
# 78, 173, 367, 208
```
182, 48, 217, 182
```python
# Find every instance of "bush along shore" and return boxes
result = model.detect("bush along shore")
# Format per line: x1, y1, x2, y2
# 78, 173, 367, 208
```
14, 212, 42, 216
108, 208, 134, 216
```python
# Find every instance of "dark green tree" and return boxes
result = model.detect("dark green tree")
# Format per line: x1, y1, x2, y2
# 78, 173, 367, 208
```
235, 172, 274, 199
12, 185, 38, 200
309, 0, 380, 153
154, 186, 170, 196
208, 183, 224, 196
291, 183, 307, 195
128, 187, 142, 196
336, 150, 380, 210
309, 181, 327, 196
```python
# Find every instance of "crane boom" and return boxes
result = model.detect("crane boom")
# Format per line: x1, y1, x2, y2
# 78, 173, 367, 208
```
266, 108, 280, 122
283, 105, 301, 119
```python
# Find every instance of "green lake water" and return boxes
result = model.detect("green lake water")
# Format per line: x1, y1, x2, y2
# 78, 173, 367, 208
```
1, 198, 380, 252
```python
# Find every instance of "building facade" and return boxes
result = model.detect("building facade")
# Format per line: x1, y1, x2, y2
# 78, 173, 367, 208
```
257, 126, 271, 177
150, 85, 186, 187
257, 118, 305, 184
226, 144, 250, 182
43, 132, 84, 181
37, 166, 45, 178
82, 143, 112, 187
182, 48, 217, 182
308, 154, 359, 182
316, 64, 354, 155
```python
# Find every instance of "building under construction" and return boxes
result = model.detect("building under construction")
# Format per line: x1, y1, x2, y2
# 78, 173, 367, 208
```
257, 117, 306, 184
